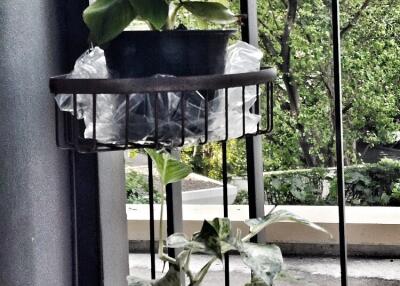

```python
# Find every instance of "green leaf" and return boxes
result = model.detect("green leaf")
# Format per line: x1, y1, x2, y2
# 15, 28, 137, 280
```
128, 0, 168, 30
193, 220, 222, 258
244, 210, 331, 241
145, 149, 192, 186
182, 2, 237, 24
211, 218, 232, 241
237, 242, 283, 286
192, 218, 235, 258
166, 233, 190, 248
128, 266, 180, 286
192, 258, 217, 285
127, 275, 152, 286
153, 266, 181, 286
83, 0, 136, 45
244, 276, 269, 286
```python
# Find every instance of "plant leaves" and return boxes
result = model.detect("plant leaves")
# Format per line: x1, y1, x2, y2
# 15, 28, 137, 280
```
153, 266, 181, 286
83, 0, 136, 45
211, 218, 232, 241
127, 275, 152, 286
244, 210, 332, 241
182, 2, 237, 24
166, 233, 190, 248
128, 0, 168, 30
145, 149, 192, 186
237, 242, 283, 286
192, 218, 235, 258
244, 276, 269, 286
192, 258, 217, 285
193, 220, 222, 258
128, 266, 181, 286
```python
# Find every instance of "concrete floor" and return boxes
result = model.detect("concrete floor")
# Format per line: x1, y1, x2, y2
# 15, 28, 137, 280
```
129, 254, 400, 285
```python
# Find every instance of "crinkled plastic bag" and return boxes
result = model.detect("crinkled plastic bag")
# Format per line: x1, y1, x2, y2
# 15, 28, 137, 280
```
55, 41, 263, 147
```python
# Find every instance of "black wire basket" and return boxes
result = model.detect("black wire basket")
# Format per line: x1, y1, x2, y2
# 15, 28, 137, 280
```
49, 68, 277, 153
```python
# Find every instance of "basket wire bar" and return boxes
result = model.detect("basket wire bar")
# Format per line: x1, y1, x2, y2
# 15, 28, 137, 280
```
242, 86, 246, 137
125, 95, 130, 149
92, 94, 97, 148
224, 88, 229, 141
199, 91, 209, 145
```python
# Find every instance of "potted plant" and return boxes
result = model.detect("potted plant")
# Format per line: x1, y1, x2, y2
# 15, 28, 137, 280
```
82, 1, 240, 146
129, 149, 332, 286
83, 0, 238, 78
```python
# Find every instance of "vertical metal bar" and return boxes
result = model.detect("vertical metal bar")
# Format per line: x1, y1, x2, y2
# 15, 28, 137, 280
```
148, 156, 156, 280
221, 141, 230, 285
331, 0, 348, 285
255, 85, 260, 133
242, 86, 246, 136
180, 93, 186, 147
72, 93, 80, 151
266, 83, 271, 132
153, 93, 159, 147
241, 0, 267, 244
125, 94, 130, 148
92, 94, 97, 151
55, 99, 61, 147
200, 91, 209, 145
269, 83, 274, 133
224, 88, 229, 141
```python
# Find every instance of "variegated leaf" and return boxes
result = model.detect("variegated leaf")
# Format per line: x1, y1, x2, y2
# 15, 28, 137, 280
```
244, 210, 332, 241
237, 243, 283, 286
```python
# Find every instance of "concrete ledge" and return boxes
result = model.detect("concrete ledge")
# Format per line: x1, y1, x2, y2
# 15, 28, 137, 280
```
126, 205, 400, 256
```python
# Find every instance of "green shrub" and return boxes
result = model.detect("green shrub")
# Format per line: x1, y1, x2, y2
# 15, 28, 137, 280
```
126, 170, 162, 204
262, 159, 400, 206
264, 168, 330, 205
328, 159, 400, 206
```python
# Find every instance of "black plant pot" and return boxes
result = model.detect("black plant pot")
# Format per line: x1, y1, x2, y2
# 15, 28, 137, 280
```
103, 30, 234, 146
104, 30, 234, 77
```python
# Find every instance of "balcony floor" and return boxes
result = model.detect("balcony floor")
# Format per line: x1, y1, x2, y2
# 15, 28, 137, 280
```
129, 254, 400, 285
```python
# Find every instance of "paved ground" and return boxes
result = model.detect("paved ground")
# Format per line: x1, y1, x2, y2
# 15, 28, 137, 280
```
129, 254, 400, 285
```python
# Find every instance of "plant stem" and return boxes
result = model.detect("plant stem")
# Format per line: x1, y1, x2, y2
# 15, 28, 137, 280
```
158, 188, 176, 265
167, 3, 184, 30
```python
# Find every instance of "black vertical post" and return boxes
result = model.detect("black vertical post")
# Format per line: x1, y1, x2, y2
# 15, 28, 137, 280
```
148, 157, 156, 279
331, 1, 348, 285
222, 142, 230, 285
64, 1, 107, 285
241, 0, 267, 243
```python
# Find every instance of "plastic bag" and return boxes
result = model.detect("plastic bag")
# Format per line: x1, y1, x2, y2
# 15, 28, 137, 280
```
55, 41, 263, 147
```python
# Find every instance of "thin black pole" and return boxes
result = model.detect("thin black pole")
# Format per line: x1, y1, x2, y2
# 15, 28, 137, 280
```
331, 1, 348, 285
240, 0, 267, 245
148, 156, 156, 280
221, 141, 230, 286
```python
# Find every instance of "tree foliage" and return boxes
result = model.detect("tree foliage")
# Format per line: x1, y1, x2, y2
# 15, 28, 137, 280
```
257, 0, 400, 169
184, 1, 400, 174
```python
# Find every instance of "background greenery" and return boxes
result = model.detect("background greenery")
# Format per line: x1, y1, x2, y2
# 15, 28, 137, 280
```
126, 1, 400, 207
182, 1, 400, 197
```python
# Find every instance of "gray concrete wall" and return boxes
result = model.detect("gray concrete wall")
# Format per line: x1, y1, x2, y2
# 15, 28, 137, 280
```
98, 152, 129, 286
0, 1, 72, 286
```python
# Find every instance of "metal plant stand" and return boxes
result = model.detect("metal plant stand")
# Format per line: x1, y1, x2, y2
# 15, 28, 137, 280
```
49, 0, 349, 284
